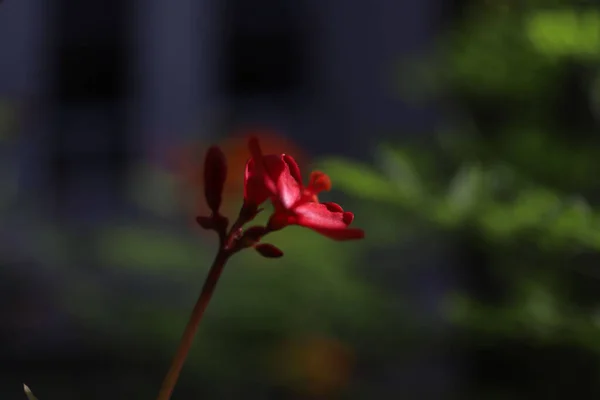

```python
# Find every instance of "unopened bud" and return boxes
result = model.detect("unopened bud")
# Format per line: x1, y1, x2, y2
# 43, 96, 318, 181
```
196, 216, 214, 230
204, 146, 227, 214
238, 203, 263, 225
255, 243, 284, 258
239, 226, 268, 247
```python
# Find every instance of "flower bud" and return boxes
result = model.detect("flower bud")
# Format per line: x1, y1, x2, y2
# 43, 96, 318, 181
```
203, 146, 227, 214
196, 216, 214, 230
255, 243, 284, 258
242, 225, 269, 247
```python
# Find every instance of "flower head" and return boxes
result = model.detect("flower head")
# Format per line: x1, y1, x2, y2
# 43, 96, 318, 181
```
243, 137, 364, 241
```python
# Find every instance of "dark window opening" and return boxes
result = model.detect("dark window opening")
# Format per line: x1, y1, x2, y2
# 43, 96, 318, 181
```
48, 0, 133, 212
220, 0, 307, 97
223, 32, 305, 96
56, 43, 126, 104
53, 0, 129, 104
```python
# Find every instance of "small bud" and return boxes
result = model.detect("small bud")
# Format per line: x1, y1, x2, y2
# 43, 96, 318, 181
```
196, 214, 229, 236
212, 214, 229, 234
239, 226, 268, 248
238, 202, 264, 225
196, 216, 214, 230
244, 226, 268, 241
255, 243, 284, 258
204, 146, 227, 214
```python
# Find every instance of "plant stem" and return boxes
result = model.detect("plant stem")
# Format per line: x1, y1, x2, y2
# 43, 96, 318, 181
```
156, 250, 230, 400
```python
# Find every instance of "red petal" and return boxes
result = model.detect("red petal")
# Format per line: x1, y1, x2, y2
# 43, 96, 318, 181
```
308, 171, 332, 193
245, 137, 303, 211
322, 202, 344, 213
311, 227, 365, 241
283, 154, 303, 184
342, 212, 354, 225
243, 155, 289, 206
244, 159, 272, 206
267, 212, 297, 231
292, 202, 364, 240
248, 136, 263, 160
262, 155, 288, 193
275, 162, 302, 209
244, 137, 281, 200
294, 202, 350, 230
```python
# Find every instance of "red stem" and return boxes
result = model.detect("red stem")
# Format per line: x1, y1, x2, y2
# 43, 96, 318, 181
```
156, 249, 230, 400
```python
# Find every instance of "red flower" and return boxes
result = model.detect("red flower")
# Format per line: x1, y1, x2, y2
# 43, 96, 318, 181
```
243, 137, 364, 241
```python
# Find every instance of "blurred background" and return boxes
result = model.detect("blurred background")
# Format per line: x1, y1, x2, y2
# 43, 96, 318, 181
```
2, 0, 600, 398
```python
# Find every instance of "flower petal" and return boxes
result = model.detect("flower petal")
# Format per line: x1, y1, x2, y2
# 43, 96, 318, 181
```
342, 212, 354, 225
268, 211, 298, 231
291, 202, 364, 240
308, 171, 332, 193
283, 154, 303, 184
275, 163, 302, 209
293, 202, 351, 230
248, 136, 263, 160
321, 202, 344, 213
310, 227, 365, 241
244, 153, 292, 207
244, 159, 272, 206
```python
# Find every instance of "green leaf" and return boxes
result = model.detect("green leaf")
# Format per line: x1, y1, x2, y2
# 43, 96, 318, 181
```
549, 197, 593, 242
95, 226, 207, 271
445, 164, 484, 222
526, 10, 600, 59
510, 188, 562, 230
317, 158, 399, 203
378, 146, 424, 203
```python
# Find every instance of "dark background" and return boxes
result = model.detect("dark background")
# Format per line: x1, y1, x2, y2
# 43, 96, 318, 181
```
1, 0, 600, 399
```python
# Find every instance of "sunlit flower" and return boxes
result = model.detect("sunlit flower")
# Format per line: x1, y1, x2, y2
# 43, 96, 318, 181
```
243, 137, 364, 241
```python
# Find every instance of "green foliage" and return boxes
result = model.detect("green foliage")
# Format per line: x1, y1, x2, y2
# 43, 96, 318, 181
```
442, 7, 560, 98
320, 134, 600, 352
59, 216, 386, 384
95, 225, 208, 272
526, 10, 600, 59
322, 142, 600, 251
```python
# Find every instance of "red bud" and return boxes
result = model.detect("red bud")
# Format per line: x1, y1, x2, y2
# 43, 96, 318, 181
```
238, 203, 264, 225
243, 226, 269, 242
255, 243, 284, 258
204, 146, 227, 213
196, 216, 214, 230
